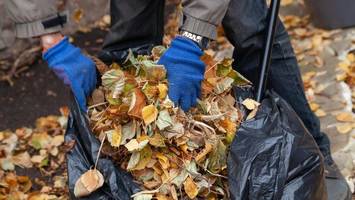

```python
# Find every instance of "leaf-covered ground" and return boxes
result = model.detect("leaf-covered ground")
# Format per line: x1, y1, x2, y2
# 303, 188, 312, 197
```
1, 0, 355, 199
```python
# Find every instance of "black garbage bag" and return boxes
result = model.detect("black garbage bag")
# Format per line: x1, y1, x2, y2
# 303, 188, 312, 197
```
65, 95, 141, 200
228, 90, 327, 200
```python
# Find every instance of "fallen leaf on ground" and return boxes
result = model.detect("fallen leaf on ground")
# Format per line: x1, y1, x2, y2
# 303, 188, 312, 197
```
336, 112, 354, 122
315, 109, 327, 117
336, 124, 353, 134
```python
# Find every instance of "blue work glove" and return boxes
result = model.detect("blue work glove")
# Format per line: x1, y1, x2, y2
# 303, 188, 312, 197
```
158, 36, 205, 111
43, 37, 97, 112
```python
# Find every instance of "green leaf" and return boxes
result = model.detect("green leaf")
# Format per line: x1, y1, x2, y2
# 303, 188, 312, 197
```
227, 70, 251, 86
208, 140, 227, 173
216, 58, 233, 77
40, 157, 49, 167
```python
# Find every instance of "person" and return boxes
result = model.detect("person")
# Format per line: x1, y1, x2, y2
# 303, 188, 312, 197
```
1, 0, 351, 199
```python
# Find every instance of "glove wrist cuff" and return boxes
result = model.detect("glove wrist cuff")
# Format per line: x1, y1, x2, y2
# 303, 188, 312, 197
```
43, 36, 78, 66
180, 30, 209, 49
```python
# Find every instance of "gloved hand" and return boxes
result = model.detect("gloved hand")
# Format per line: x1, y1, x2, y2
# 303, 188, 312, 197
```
158, 36, 205, 111
43, 37, 97, 112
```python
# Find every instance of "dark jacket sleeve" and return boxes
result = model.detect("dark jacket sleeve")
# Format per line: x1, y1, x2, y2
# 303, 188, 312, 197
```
180, 0, 230, 40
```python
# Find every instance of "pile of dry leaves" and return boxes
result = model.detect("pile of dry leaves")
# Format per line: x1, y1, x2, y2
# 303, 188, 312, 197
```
81, 47, 256, 199
0, 108, 70, 200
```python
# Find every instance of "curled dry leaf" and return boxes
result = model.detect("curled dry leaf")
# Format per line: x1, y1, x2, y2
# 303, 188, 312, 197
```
74, 169, 104, 198
242, 98, 260, 110
128, 89, 147, 119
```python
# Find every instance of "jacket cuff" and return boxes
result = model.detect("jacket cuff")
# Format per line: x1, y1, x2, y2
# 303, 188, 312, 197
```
15, 11, 68, 38
180, 13, 217, 40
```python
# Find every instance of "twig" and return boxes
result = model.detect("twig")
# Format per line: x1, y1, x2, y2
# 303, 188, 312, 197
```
88, 102, 108, 109
94, 133, 106, 169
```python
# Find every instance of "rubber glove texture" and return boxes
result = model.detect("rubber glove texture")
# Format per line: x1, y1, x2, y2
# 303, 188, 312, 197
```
43, 37, 96, 112
158, 36, 205, 111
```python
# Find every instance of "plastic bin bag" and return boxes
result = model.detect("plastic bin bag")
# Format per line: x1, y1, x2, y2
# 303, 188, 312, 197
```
65, 95, 140, 200
228, 90, 327, 200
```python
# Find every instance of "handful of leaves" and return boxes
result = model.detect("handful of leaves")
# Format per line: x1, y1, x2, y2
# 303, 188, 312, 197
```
83, 46, 253, 199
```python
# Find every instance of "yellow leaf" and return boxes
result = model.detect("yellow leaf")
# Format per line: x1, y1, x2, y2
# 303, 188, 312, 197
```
156, 193, 170, 200
156, 153, 170, 169
219, 119, 237, 144
336, 112, 354, 122
281, 0, 293, 6
74, 169, 104, 198
149, 133, 166, 147
106, 126, 122, 147
242, 98, 260, 110
315, 109, 326, 117
336, 124, 352, 134
195, 142, 213, 163
142, 105, 159, 125
338, 61, 351, 72
158, 84, 168, 100
133, 146, 153, 170
183, 177, 199, 199
124, 139, 149, 152
309, 103, 320, 112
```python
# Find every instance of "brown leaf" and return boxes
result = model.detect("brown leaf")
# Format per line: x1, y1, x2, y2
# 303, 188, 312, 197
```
12, 152, 33, 168
128, 89, 147, 119
72, 9, 84, 23
91, 56, 110, 75
74, 169, 104, 198
201, 53, 217, 79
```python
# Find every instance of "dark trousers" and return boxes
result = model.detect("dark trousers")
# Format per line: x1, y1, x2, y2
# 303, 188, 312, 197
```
100, 0, 332, 162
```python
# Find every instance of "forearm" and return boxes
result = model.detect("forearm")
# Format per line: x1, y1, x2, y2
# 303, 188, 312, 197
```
180, 0, 230, 40
4, 0, 67, 38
